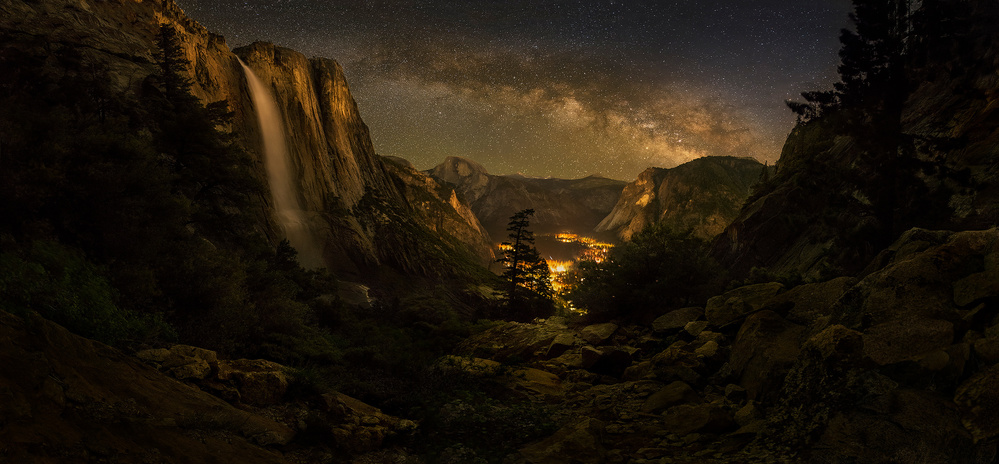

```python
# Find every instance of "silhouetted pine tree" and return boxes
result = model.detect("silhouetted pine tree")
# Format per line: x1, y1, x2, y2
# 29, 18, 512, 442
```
497, 209, 554, 320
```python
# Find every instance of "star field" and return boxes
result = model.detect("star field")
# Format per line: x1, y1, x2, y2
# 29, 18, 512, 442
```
175, 0, 852, 180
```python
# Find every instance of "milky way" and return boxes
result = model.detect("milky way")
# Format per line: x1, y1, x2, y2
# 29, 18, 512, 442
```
174, 0, 852, 180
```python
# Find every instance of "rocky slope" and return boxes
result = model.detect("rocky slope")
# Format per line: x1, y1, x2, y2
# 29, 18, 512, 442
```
452, 227, 999, 463
0, 309, 415, 463
596, 156, 765, 242
0, 0, 493, 276
430, 156, 627, 240
712, 0, 999, 279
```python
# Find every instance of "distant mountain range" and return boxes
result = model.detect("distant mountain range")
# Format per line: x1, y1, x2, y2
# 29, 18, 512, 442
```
429, 156, 627, 240
430, 155, 765, 244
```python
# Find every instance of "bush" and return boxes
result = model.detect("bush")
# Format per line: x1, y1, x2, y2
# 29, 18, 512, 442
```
566, 224, 724, 320
0, 239, 174, 346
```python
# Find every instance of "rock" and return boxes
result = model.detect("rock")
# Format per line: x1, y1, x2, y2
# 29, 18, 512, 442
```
317, 392, 415, 454
580, 323, 619, 345
170, 345, 219, 364
661, 403, 735, 436
684, 320, 709, 337
724, 384, 747, 402
457, 322, 560, 362
862, 318, 954, 365
595, 157, 766, 242
955, 364, 999, 441
694, 340, 720, 359
642, 381, 700, 413
974, 337, 999, 363
705, 282, 783, 327
801, 324, 864, 362
622, 361, 653, 381
136, 344, 219, 380
545, 333, 578, 359
519, 417, 606, 464
733, 402, 761, 426
583, 347, 633, 378
580, 346, 604, 369
953, 239, 999, 306
770, 277, 855, 325
216, 359, 289, 406
436, 356, 563, 398
813, 389, 978, 464
729, 310, 806, 401
0, 310, 294, 463
135, 348, 173, 363
169, 358, 211, 380
652, 307, 703, 333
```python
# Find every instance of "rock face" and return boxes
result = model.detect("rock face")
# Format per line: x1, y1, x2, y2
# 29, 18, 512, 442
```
0, 0, 493, 276
595, 156, 765, 241
712, 0, 999, 280
430, 156, 627, 240
0, 311, 294, 463
448, 228, 999, 463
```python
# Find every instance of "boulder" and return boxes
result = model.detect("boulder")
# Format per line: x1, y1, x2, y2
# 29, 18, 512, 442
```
545, 333, 578, 359
581, 347, 633, 378
319, 392, 415, 454
862, 318, 954, 366
661, 403, 735, 436
580, 323, 619, 346
729, 310, 806, 401
580, 346, 604, 369
955, 364, 999, 441
135, 344, 219, 381
642, 381, 700, 413
769, 277, 855, 325
652, 307, 703, 333
436, 356, 563, 398
216, 359, 289, 406
974, 337, 999, 364
456, 321, 561, 362
733, 402, 761, 426
520, 417, 606, 464
684, 320, 709, 337
705, 282, 783, 327
694, 340, 720, 359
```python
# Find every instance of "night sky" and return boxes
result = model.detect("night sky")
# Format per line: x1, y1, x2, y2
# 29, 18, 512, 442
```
174, 0, 853, 181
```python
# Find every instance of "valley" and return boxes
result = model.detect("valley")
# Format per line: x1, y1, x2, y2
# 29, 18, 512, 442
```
1, 0, 999, 463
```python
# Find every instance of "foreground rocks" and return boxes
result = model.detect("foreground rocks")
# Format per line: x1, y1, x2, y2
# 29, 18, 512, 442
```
454, 228, 999, 463
0, 309, 417, 464
0, 311, 293, 464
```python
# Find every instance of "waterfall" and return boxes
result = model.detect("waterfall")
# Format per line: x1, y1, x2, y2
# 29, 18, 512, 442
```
239, 59, 324, 269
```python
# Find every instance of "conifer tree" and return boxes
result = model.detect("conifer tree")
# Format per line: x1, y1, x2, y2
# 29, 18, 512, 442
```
497, 209, 554, 320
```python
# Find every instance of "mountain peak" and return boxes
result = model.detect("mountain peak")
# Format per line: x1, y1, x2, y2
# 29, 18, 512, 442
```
430, 156, 490, 185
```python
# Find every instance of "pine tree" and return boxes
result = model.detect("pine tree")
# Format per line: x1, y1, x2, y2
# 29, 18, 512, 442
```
155, 24, 195, 105
497, 209, 554, 320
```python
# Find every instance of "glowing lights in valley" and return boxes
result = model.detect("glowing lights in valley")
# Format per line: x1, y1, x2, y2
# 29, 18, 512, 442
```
498, 232, 614, 295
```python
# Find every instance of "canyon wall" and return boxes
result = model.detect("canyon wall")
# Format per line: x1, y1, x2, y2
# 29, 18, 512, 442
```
0, 0, 494, 275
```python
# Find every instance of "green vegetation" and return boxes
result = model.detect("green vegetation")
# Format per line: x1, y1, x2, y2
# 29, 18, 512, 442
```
496, 209, 555, 321
566, 223, 724, 320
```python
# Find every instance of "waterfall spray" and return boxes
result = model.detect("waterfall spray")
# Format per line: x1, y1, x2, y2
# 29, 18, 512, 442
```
239, 59, 324, 269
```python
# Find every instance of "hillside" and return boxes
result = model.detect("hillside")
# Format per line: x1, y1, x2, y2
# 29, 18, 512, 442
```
713, 0, 999, 280
596, 156, 765, 242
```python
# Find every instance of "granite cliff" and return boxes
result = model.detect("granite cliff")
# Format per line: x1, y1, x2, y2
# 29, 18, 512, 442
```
0, 0, 493, 276
595, 156, 765, 242
713, 0, 999, 279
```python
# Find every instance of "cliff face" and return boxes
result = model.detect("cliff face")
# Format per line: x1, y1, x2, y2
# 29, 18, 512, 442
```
0, 0, 493, 276
712, 0, 999, 279
430, 156, 627, 240
381, 156, 495, 263
596, 157, 765, 241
